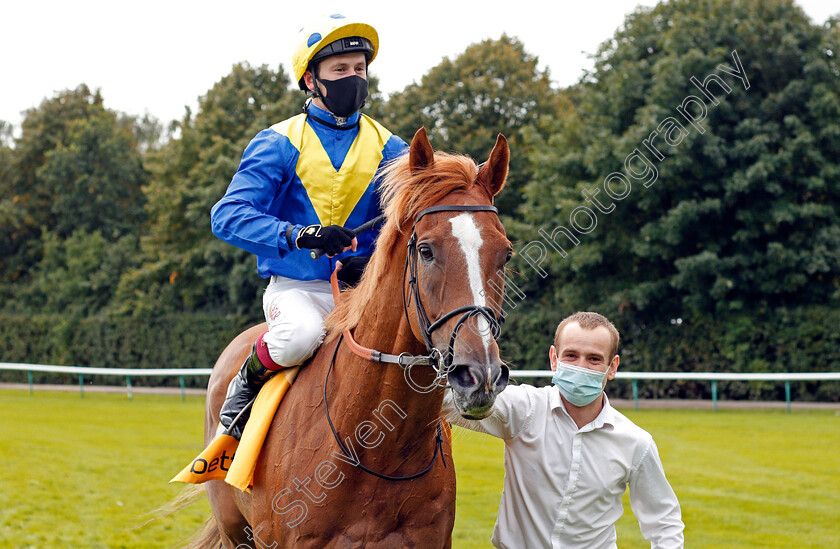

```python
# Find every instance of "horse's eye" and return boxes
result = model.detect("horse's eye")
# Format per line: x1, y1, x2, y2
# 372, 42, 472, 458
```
505, 249, 513, 264
418, 245, 434, 262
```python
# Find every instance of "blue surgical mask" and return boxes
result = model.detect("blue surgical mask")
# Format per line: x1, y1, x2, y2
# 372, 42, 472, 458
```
552, 361, 607, 407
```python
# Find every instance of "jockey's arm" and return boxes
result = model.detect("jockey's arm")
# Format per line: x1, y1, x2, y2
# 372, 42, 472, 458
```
211, 129, 302, 259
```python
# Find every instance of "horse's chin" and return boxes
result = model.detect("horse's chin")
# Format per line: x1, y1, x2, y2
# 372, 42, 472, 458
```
453, 397, 495, 420
460, 409, 493, 420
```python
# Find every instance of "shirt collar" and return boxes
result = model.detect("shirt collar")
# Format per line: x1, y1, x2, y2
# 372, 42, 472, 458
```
550, 387, 616, 432
592, 394, 617, 431
305, 101, 361, 126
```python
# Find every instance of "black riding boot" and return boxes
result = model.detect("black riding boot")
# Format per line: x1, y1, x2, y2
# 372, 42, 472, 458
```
219, 344, 277, 440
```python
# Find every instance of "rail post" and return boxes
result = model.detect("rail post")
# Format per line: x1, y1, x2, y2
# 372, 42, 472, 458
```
711, 380, 717, 412
785, 381, 791, 414
632, 379, 639, 411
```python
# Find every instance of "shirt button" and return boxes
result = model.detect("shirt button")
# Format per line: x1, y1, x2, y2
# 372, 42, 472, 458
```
333, 200, 341, 208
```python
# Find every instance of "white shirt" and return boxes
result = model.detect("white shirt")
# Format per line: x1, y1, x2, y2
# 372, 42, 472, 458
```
444, 385, 684, 549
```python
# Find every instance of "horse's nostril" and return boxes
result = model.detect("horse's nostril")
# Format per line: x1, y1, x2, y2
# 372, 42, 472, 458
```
448, 365, 477, 390
494, 365, 510, 391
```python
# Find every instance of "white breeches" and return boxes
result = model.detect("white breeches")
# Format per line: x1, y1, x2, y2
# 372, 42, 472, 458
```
261, 276, 335, 368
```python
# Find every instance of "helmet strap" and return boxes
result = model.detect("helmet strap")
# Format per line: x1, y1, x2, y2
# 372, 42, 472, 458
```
305, 63, 322, 98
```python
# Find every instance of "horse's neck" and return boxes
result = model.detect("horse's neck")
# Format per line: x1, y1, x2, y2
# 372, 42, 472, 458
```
329, 244, 444, 459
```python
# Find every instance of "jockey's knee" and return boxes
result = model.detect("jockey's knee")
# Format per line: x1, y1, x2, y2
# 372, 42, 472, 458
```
265, 316, 326, 367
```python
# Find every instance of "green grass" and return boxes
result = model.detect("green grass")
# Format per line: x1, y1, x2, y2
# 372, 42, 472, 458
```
0, 390, 210, 549
1, 390, 838, 548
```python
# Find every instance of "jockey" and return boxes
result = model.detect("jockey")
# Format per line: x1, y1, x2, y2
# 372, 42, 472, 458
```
210, 14, 408, 439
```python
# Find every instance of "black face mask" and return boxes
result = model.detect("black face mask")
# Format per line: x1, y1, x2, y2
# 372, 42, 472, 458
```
315, 75, 369, 118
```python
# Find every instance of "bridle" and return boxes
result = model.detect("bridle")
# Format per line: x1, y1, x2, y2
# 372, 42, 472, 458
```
329, 204, 505, 375
324, 203, 505, 481
403, 204, 504, 378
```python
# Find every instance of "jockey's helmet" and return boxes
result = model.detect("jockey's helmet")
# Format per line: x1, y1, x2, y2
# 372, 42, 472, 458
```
292, 14, 378, 90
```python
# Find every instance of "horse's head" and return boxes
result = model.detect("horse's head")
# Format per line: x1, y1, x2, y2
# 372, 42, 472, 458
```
400, 127, 512, 419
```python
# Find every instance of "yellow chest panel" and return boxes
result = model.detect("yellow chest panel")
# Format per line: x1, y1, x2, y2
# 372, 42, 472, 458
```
273, 114, 392, 226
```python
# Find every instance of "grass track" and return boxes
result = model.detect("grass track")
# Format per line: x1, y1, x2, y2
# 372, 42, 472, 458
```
1, 390, 838, 548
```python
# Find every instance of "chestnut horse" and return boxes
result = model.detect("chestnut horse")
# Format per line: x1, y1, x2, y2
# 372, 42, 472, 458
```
190, 128, 511, 548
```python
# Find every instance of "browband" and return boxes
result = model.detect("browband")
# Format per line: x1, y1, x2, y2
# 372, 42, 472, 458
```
413, 204, 498, 226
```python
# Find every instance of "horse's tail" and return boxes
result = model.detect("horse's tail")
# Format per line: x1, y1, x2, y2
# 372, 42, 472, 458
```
182, 515, 221, 549
132, 484, 220, 548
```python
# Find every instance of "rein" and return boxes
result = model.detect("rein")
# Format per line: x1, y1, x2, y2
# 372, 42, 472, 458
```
324, 335, 445, 481
324, 203, 503, 482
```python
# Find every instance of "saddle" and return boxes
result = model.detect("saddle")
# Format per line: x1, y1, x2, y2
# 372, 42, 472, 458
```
171, 366, 299, 492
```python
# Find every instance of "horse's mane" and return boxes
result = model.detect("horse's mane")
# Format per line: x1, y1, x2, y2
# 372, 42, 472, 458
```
325, 150, 479, 336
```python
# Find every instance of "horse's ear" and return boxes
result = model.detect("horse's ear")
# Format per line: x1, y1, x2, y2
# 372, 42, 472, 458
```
409, 127, 435, 174
477, 133, 509, 198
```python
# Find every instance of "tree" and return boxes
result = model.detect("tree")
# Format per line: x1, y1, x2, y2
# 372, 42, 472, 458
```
0, 86, 148, 290
122, 112, 165, 155
9, 85, 106, 225
381, 35, 566, 217
36, 110, 147, 239
0, 120, 12, 147
0, 120, 24, 287
116, 62, 301, 316
15, 229, 142, 316
515, 0, 840, 326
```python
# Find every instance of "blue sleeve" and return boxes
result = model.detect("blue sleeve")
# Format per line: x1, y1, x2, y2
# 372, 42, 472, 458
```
210, 130, 303, 259
370, 133, 409, 211
383, 133, 409, 163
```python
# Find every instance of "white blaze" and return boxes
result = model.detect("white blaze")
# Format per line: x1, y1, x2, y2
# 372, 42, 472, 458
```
449, 213, 493, 357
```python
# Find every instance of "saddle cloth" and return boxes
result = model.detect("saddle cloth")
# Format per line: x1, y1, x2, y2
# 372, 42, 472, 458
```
170, 366, 299, 493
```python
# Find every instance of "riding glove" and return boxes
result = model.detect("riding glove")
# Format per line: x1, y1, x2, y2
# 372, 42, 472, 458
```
295, 224, 355, 256
337, 256, 370, 287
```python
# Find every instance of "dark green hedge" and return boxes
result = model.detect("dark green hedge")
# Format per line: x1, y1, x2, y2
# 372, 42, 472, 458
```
0, 314, 256, 388
2, 307, 838, 400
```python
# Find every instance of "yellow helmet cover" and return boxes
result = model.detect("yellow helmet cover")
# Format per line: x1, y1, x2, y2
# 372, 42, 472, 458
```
292, 14, 379, 89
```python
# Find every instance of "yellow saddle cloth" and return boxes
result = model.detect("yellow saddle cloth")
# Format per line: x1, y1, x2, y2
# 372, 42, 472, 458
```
170, 366, 299, 493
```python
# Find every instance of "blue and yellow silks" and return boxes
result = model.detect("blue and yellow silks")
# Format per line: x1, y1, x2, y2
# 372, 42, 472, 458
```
210, 106, 407, 281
